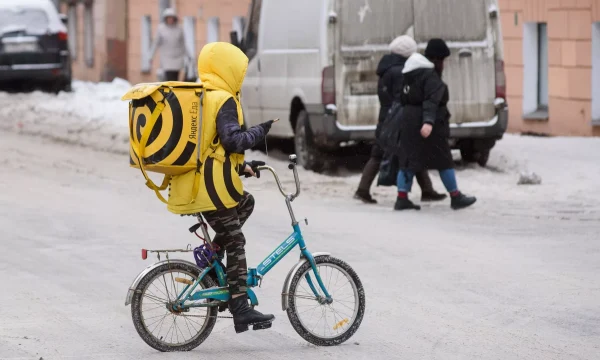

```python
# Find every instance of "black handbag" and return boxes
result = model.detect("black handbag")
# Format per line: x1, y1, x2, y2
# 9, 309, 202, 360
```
377, 153, 399, 187
377, 102, 402, 153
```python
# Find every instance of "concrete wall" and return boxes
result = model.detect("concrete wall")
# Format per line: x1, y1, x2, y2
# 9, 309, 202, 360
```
500, 0, 600, 136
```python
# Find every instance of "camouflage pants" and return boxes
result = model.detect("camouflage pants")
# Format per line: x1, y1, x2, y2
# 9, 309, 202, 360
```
203, 192, 255, 295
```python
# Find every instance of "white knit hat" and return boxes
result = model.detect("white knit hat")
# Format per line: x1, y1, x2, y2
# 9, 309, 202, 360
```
162, 8, 177, 20
389, 35, 417, 58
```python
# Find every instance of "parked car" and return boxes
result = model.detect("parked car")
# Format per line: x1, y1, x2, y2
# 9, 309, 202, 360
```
0, 0, 72, 93
232, 0, 508, 170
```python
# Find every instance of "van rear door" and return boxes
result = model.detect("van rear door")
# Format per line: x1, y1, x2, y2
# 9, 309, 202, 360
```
335, 0, 414, 128
413, 0, 496, 125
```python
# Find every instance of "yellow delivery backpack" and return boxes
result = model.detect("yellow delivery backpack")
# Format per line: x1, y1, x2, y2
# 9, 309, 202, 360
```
121, 81, 205, 204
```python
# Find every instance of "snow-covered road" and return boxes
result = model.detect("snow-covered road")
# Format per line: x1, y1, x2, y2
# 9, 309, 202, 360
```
0, 82, 599, 359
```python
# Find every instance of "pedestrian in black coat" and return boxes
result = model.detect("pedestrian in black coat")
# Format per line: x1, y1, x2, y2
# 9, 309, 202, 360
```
354, 35, 445, 204
394, 39, 477, 211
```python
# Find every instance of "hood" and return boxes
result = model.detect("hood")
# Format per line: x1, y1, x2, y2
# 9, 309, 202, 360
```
376, 53, 406, 77
198, 42, 248, 95
402, 53, 434, 74
162, 8, 177, 20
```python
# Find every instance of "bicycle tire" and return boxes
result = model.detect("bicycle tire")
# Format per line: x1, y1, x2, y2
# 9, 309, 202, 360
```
286, 255, 365, 346
131, 262, 218, 352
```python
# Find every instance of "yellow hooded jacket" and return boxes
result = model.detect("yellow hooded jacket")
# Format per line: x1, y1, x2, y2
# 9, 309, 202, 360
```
167, 42, 249, 214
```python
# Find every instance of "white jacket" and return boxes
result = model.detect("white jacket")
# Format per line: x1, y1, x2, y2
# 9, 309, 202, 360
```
148, 23, 192, 72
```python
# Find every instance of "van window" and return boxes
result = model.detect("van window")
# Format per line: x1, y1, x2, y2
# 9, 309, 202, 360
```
414, 0, 487, 42
244, 0, 262, 58
0, 8, 49, 35
341, 0, 413, 47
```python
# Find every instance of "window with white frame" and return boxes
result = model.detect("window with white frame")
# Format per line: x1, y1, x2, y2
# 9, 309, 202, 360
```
67, 4, 77, 59
207, 17, 220, 43
232, 16, 246, 44
83, 4, 94, 67
141, 15, 152, 73
183, 17, 196, 56
523, 22, 549, 119
183, 16, 197, 80
593, 22, 600, 123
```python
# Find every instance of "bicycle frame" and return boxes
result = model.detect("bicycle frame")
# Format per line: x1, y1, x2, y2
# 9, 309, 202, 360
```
172, 157, 332, 310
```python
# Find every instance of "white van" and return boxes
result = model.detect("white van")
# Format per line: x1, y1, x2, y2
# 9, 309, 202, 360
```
232, 0, 508, 171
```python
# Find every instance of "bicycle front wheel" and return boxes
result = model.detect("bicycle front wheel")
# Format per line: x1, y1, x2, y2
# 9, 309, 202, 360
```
286, 255, 365, 346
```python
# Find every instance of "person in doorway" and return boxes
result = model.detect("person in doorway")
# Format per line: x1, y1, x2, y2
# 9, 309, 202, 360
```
169, 42, 276, 332
354, 35, 445, 204
395, 39, 476, 211
147, 8, 192, 81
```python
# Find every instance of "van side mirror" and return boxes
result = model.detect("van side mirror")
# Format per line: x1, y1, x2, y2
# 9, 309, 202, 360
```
59, 14, 68, 26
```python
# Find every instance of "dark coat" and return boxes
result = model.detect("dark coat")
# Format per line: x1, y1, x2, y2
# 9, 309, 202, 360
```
375, 53, 407, 138
397, 64, 454, 172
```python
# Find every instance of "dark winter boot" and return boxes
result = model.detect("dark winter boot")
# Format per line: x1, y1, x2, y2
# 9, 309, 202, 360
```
394, 197, 421, 211
354, 158, 380, 204
450, 192, 477, 210
421, 191, 448, 202
354, 190, 377, 204
228, 294, 275, 333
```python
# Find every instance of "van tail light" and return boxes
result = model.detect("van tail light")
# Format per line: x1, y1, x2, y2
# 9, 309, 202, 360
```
495, 59, 506, 100
321, 65, 336, 105
58, 31, 68, 41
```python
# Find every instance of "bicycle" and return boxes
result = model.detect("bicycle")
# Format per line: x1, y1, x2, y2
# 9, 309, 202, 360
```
124, 154, 365, 351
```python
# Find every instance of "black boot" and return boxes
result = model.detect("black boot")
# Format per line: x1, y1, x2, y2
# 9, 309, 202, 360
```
394, 197, 421, 211
228, 294, 275, 333
421, 191, 448, 202
450, 192, 477, 210
354, 190, 377, 204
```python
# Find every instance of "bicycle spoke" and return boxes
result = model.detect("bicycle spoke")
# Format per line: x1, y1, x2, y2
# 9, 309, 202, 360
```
328, 305, 353, 322
146, 312, 170, 329
151, 312, 169, 335
143, 293, 168, 304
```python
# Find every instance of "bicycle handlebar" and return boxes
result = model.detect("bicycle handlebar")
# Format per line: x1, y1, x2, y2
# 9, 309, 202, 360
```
256, 154, 301, 200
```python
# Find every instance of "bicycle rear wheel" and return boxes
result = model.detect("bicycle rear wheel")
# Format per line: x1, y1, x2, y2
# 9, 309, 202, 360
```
286, 255, 365, 346
130, 262, 218, 352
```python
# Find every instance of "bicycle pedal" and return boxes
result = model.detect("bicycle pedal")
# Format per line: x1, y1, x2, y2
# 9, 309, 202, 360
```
234, 324, 249, 334
252, 321, 273, 331
218, 303, 228, 312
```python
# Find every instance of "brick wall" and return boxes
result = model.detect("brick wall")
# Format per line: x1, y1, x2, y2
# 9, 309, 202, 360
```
61, 0, 128, 82
126, 0, 251, 85
500, 0, 600, 136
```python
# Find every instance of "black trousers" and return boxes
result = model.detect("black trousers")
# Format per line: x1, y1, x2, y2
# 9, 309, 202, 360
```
164, 70, 180, 81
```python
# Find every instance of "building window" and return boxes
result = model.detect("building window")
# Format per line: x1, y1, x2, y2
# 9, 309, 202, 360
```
141, 15, 152, 73
183, 16, 196, 56
83, 4, 94, 67
523, 22, 549, 119
593, 22, 600, 124
232, 16, 246, 44
183, 16, 197, 80
67, 4, 77, 60
207, 17, 220, 43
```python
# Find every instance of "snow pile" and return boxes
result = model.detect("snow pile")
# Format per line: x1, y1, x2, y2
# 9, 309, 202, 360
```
0, 78, 131, 153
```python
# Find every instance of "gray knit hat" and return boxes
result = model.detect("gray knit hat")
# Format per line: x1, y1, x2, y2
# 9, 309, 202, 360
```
389, 35, 418, 58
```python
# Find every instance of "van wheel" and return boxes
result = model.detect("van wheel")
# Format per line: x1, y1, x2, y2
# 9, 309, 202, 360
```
295, 110, 325, 172
477, 149, 490, 167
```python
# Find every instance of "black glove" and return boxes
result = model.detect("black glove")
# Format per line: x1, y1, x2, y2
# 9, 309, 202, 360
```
259, 120, 275, 134
243, 160, 266, 178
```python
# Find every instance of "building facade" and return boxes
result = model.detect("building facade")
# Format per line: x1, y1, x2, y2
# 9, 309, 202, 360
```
59, 0, 250, 84
58, 0, 600, 137
500, 0, 600, 136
